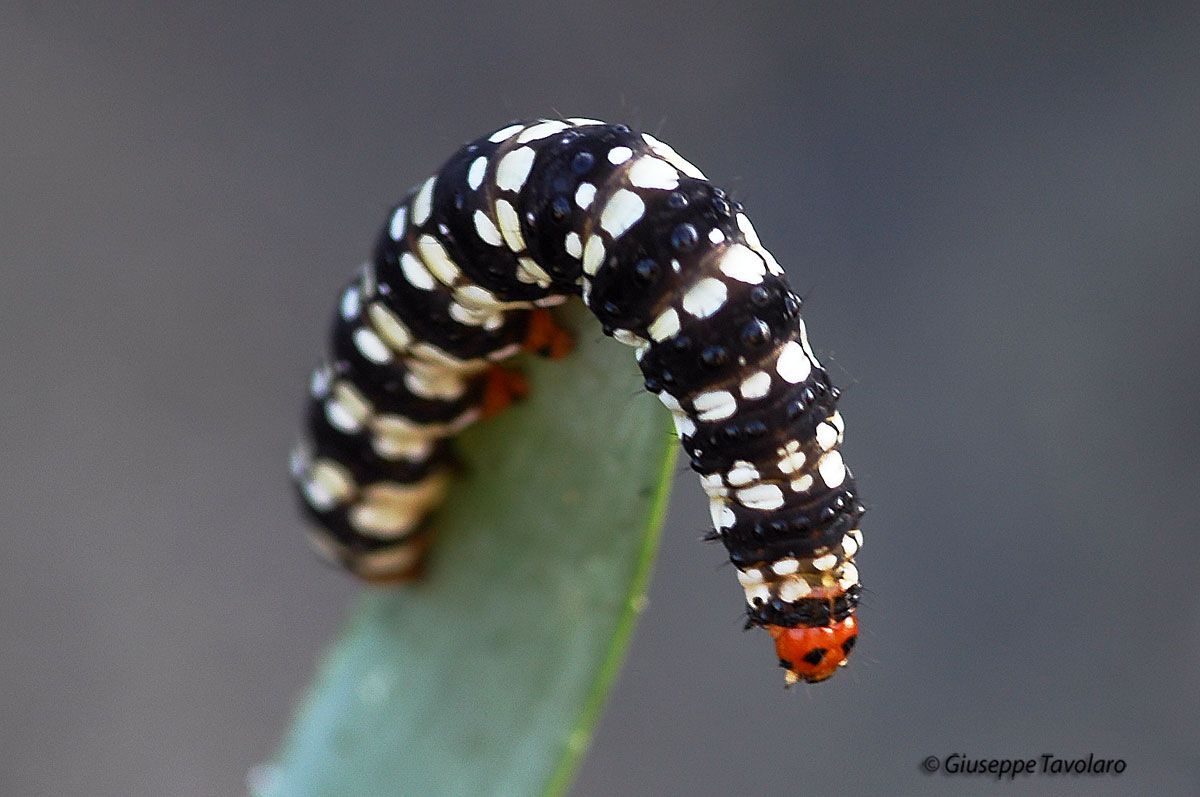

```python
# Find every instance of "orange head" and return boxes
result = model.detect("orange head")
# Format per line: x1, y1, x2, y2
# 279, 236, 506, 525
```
768, 616, 858, 685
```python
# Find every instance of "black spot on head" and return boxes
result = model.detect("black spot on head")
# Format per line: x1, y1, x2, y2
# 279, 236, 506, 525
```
700, 345, 728, 368
633, 258, 660, 283
668, 191, 689, 209
671, 223, 699, 251
779, 658, 793, 669
842, 636, 857, 654
740, 319, 770, 347
550, 195, 571, 219
744, 420, 768, 437
802, 648, 827, 666
712, 196, 732, 216
750, 286, 771, 307
571, 151, 595, 174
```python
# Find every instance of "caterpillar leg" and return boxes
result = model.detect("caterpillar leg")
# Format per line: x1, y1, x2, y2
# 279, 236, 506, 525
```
523, 308, 574, 360
481, 364, 530, 418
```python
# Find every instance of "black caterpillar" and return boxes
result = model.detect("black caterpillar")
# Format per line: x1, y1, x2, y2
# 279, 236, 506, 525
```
291, 118, 865, 684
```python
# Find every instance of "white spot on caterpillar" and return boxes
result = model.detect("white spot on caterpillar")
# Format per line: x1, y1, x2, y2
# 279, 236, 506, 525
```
841, 533, 859, 558
693, 389, 737, 421
641, 132, 706, 179
353, 327, 392, 365
455, 284, 502, 309
448, 301, 491, 327
736, 483, 785, 510
517, 120, 568, 143
371, 433, 434, 463
399, 251, 436, 291
388, 207, 407, 241
495, 199, 525, 251
575, 182, 597, 210
708, 228, 725, 245
496, 146, 537, 192
797, 318, 820, 366
775, 340, 812, 384
467, 156, 487, 190
612, 328, 647, 347
516, 256, 551, 286
326, 381, 372, 433
736, 568, 764, 587
736, 213, 784, 275
818, 450, 847, 488
725, 461, 760, 487
745, 584, 770, 605
411, 176, 436, 226
816, 422, 839, 451
700, 472, 727, 498
682, 278, 728, 318
416, 234, 461, 286
488, 123, 524, 143
350, 500, 419, 539
648, 307, 680, 341
351, 476, 449, 538
404, 360, 468, 400
709, 499, 735, 530
473, 209, 502, 246
738, 370, 771, 400
338, 284, 360, 319
627, 156, 679, 190
582, 234, 605, 275
564, 231, 582, 258
367, 302, 413, 351
673, 414, 696, 438
657, 391, 681, 412
736, 213, 761, 247
838, 562, 859, 591
779, 578, 812, 602
607, 145, 633, 165
772, 558, 800, 576
830, 411, 845, 438
716, 244, 766, 285
566, 117, 605, 127
355, 544, 423, 579
303, 459, 355, 511
778, 446, 807, 474
790, 473, 814, 492
812, 552, 838, 572
309, 364, 332, 398
599, 189, 645, 238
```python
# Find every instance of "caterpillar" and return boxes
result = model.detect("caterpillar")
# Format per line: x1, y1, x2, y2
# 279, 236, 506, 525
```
290, 118, 865, 685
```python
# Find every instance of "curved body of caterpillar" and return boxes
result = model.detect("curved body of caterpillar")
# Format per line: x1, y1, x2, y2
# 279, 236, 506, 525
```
291, 119, 865, 684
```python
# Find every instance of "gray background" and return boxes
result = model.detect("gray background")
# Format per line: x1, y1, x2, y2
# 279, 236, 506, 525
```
3, 2, 1198, 795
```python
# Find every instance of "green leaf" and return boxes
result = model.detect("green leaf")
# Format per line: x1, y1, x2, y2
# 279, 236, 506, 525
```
259, 303, 678, 797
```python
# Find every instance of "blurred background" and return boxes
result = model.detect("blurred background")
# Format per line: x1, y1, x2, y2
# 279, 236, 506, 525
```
3, 2, 1198, 794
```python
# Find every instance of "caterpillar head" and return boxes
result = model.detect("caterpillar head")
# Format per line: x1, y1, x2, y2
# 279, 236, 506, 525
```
768, 616, 858, 685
